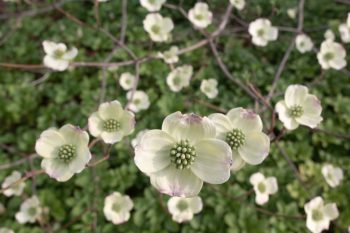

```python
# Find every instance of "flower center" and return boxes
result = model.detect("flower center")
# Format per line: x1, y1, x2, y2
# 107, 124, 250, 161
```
54, 49, 65, 59
323, 52, 334, 61
170, 140, 196, 170
176, 200, 188, 211
195, 14, 204, 20
103, 119, 120, 132
311, 209, 324, 221
257, 29, 265, 37
112, 202, 122, 212
58, 144, 76, 163
257, 182, 266, 193
27, 207, 37, 216
288, 105, 303, 118
151, 25, 161, 34
226, 129, 245, 150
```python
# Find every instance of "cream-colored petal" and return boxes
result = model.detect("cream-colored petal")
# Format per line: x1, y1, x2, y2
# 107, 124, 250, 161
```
285, 84, 309, 107
101, 131, 124, 144
249, 172, 265, 185
275, 100, 299, 130
255, 192, 269, 205
229, 108, 263, 133
323, 203, 339, 220
68, 146, 91, 173
120, 110, 135, 136
98, 100, 124, 121
238, 132, 270, 165
208, 113, 232, 135
41, 158, 74, 182
35, 128, 65, 158
88, 112, 104, 137
266, 177, 278, 194
59, 124, 89, 146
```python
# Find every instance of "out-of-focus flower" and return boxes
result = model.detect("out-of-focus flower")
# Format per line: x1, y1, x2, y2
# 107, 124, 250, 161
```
166, 65, 193, 92
200, 79, 218, 99
42, 40, 77, 71
321, 164, 343, 188
248, 18, 278, 46
119, 72, 136, 90
140, 0, 166, 12
339, 22, 350, 43
287, 7, 297, 19
88, 100, 135, 144
275, 85, 322, 130
295, 34, 313, 53
127, 90, 150, 112
317, 40, 347, 70
324, 29, 335, 41
1, 171, 25, 197
188, 3, 213, 29
15, 196, 42, 224
230, 0, 245, 10
103, 192, 133, 225
250, 172, 278, 205
167, 196, 202, 223
143, 13, 174, 42
158, 46, 179, 64
0, 228, 14, 233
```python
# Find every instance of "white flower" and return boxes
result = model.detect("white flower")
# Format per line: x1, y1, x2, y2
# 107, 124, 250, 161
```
304, 196, 339, 233
127, 90, 150, 113
134, 112, 232, 197
200, 79, 218, 99
339, 23, 350, 43
35, 124, 91, 182
209, 108, 270, 171
119, 72, 136, 90
103, 192, 133, 225
88, 101, 135, 144
166, 65, 193, 92
188, 3, 213, 29
295, 34, 313, 53
42, 40, 78, 71
15, 196, 42, 224
275, 85, 323, 130
317, 40, 347, 70
167, 196, 203, 223
287, 7, 297, 19
321, 164, 343, 188
140, 0, 166, 11
158, 46, 179, 64
0, 228, 14, 233
324, 29, 335, 41
230, 0, 245, 10
143, 13, 174, 42
249, 172, 278, 205
248, 18, 278, 46
1, 171, 25, 197
131, 130, 149, 148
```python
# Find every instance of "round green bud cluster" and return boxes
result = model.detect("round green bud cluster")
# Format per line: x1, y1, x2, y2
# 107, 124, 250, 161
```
170, 140, 196, 170
58, 144, 76, 163
288, 105, 303, 118
103, 119, 120, 132
226, 128, 245, 150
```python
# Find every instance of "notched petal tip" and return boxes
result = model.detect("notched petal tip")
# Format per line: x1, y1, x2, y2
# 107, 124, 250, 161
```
182, 113, 202, 124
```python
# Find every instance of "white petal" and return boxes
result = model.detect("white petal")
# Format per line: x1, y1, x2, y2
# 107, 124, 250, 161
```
266, 177, 278, 194
150, 166, 203, 197
43, 56, 69, 71
275, 100, 299, 130
304, 196, 323, 214
188, 196, 203, 214
296, 114, 322, 129
88, 112, 104, 137
255, 192, 269, 205
98, 100, 123, 121
249, 172, 265, 185
59, 124, 89, 146
191, 139, 232, 184
228, 108, 263, 133
101, 131, 124, 144
134, 130, 174, 173
323, 203, 339, 220
329, 57, 347, 70
62, 47, 78, 60
267, 27, 278, 40
15, 212, 31, 224
285, 85, 309, 107
238, 132, 270, 165
208, 113, 233, 135
35, 128, 65, 158
41, 158, 74, 182
230, 151, 246, 171
120, 110, 135, 136
68, 146, 91, 173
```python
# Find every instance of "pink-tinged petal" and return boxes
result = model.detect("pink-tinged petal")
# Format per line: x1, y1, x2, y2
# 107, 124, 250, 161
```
255, 192, 269, 205
275, 100, 299, 130
238, 132, 270, 165
150, 166, 203, 197
249, 172, 265, 185
228, 108, 263, 133
301, 95, 322, 116
134, 130, 174, 173
35, 128, 65, 158
284, 84, 309, 107
162, 112, 216, 143
41, 158, 74, 182
191, 139, 232, 184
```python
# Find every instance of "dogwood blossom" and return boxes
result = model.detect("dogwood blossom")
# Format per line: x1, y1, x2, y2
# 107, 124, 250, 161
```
119, 72, 136, 90
126, 90, 150, 112
158, 46, 179, 64
339, 23, 350, 43
42, 40, 77, 71
230, 0, 245, 10
324, 29, 335, 41
275, 85, 323, 130
321, 164, 343, 188
88, 100, 135, 144
0, 228, 14, 233
35, 124, 91, 182
103, 192, 133, 225
131, 130, 149, 148
248, 18, 278, 46
188, 3, 213, 29
1, 171, 25, 197
143, 13, 174, 42
200, 79, 218, 99
304, 196, 339, 233
134, 112, 232, 197
167, 196, 203, 223
15, 196, 42, 224
317, 40, 347, 70
295, 34, 313, 53
140, 0, 166, 12
166, 65, 193, 92
287, 7, 297, 19
250, 172, 278, 205
209, 108, 270, 170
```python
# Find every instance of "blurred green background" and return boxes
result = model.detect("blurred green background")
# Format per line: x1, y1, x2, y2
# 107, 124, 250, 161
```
0, 0, 349, 232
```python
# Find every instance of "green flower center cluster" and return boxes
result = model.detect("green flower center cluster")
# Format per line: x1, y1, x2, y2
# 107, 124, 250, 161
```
103, 119, 120, 132
53, 49, 65, 59
58, 144, 76, 163
311, 209, 324, 221
226, 129, 245, 150
112, 202, 122, 212
195, 14, 204, 20
257, 182, 266, 193
176, 200, 189, 211
27, 207, 37, 216
323, 52, 334, 61
170, 140, 196, 170
288, 105, 303, 118
151, 25, 161, 34
257, 29, 265, 37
